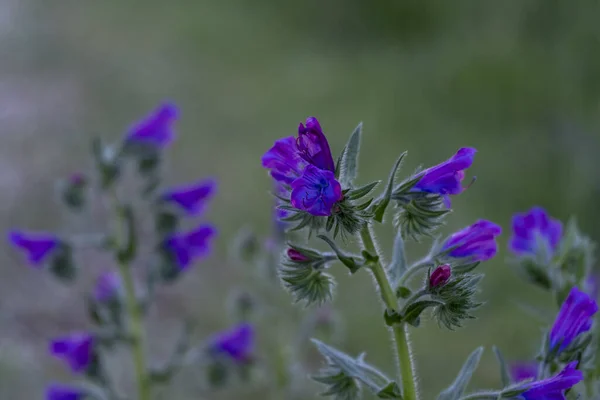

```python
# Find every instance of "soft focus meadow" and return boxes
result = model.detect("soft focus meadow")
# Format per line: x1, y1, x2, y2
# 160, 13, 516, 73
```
2, 1, 600, 399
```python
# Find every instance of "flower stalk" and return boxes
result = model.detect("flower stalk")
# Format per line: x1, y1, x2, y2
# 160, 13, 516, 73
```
359, 224, 418, 400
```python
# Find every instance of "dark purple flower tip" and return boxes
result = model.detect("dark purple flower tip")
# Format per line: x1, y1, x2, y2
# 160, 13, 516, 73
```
510, 362, 538, 382
8, 230, 60, 266
69, 173, 87, 186
162, 178, 217, 215
550, 286, 598, 352
212, 322, 254, 363
164, 224, 218, 270
429, 264, 452, 287
46, 384, 85, 400
290, 165, 343, 216
287, 248, 309, 262
49, 332, 95, 373
442, 220, 502, 261
413, 147, 477, 200
297, 117, 336, 172
126, 102, 179, 148
509, 206, 563, 256
262, 136, 307, 184
94, 271, 121, 302
520, 361, 582, 399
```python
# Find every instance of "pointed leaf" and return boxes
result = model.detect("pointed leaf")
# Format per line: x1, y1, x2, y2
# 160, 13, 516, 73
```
347, 181, 380, 201
492, 346, 511, 387
373, 152, 407, 223
402, 300, 444, 327
377, 382, 403, 399
338, 122, 362, 187
388, 230, 407, 288
436, 347, 484, 400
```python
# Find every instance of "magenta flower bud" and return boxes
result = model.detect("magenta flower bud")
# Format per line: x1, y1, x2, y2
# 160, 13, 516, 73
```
287, 248, 310, 262
429, 264, 452, 288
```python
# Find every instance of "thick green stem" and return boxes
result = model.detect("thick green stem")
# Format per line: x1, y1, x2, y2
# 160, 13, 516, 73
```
359, 225, 418, 400
111, 191, 150, 400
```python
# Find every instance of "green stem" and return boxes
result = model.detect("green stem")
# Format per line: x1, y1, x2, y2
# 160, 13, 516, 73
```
111, 191, 150, 400
397, 256, 433, 286
359, 224, 418, 400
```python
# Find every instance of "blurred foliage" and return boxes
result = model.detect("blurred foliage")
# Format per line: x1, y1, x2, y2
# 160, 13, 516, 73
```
1, 0, 600, 398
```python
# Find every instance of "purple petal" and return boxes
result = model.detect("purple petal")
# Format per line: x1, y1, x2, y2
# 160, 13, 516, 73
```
521, 361, 582, 399
94, 271, 121, 302
413, 147, 476, 197
46, 384, 85, 400
262, 136, 307, 184
296, 117, 336, 172
8, 230, 59, 266
290, 165, 342, 216
212, 323, 254, 362
550, 287, 598, 351
162, 178, 217, 215
49, 333, 95, 373
508, 207, 563, 256
443, 220, 502, 261
126, 102, 179, 148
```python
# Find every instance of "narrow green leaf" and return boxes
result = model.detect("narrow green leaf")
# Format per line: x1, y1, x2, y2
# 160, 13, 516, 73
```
117, 204, 137, 263
492, 346, 511, 387
377, 382, 403, 399
373, 152, 407, 223
347, 180, 380, 201
388, 230, 407, 288
318, 235, 362, 274
436, 347, 484, 400
402, 300, 444, 327
338, 122, 363, 187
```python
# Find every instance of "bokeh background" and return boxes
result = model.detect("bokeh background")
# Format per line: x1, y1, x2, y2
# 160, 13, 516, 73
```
2, 0, 600, 398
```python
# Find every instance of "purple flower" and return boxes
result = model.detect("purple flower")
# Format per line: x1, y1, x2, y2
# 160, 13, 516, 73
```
510, 362, 538, 382
442, 220, 502, 261
261, 136, 307, 184
585, 273, 599, 300
164, 224, 217, 270
8, 230, 60, 266
550, 286, 598, 352
429, 264, 452, 288
273, 181, 290, 233
162, 178, 217, 215
46, 384, 85, 400
509, 206, 562, 256
519, 361, 582, 399
69, 173, 86, 186
94, 271, 121, 302
49, 332, 95, 373
413, 147, 476, 205
211, 323, 254, 363
126, 102, 178, 148
296, 117, 335, 172
290, 165, 342, 216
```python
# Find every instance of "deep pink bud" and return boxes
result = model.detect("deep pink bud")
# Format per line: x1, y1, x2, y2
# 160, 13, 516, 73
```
287, 248, 309, 262
430, 264, 452, 287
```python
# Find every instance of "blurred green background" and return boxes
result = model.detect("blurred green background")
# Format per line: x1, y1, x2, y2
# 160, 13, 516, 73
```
2, 0, 600, 398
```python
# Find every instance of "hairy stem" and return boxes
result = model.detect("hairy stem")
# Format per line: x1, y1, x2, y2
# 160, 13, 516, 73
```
111, 190, 150, 400
359, 224, 418, 400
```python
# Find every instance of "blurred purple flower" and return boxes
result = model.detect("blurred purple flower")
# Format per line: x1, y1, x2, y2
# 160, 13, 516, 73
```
429, 264, 452, 288
413, 147, 476, 206
585, 273, 599, 300
68, 173, 86, 186
211, 323, 254, 363
162, 178, 217, 215
8, 230, 60, 266
509, 206, 562, 256
442, 220, 502, 261
290, 165, 342, 216
94, 271, 121, 302
519, 361, 582, 399
550, 286, 598, 352
49, 332, 95, 373
164, 224, 217, 270
46, 384, 85, 400
126, 102, 178, 148
510, 362, 537, 382
261, 136, 307, 184
296, 117, 335, 172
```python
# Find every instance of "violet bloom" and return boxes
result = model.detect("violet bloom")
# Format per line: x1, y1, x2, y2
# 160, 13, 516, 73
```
296, 117, 335, 172
8, 230, 60, 266
46, 384, 85, 400
509, 206, 562, 256
518, 361, 582, 399
49, 333, 95, 373
164, 224, 217, 270
162, 178, 217, 215
126, 102, 178, 148
429, 264, 452, 288
442, 220, 502, 261
550, 286, 598, 352
94, 271, 121, 302
413, 147, 476, 205
261, 136, 307, 184
510, 362, 538, 382
211, 323, 254, 363
290, 165, 342, 216
585, 273, 599, 300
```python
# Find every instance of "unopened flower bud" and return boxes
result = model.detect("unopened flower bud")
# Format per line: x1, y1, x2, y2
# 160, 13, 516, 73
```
287, 248, 309, 262
429, 264, 452, 288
